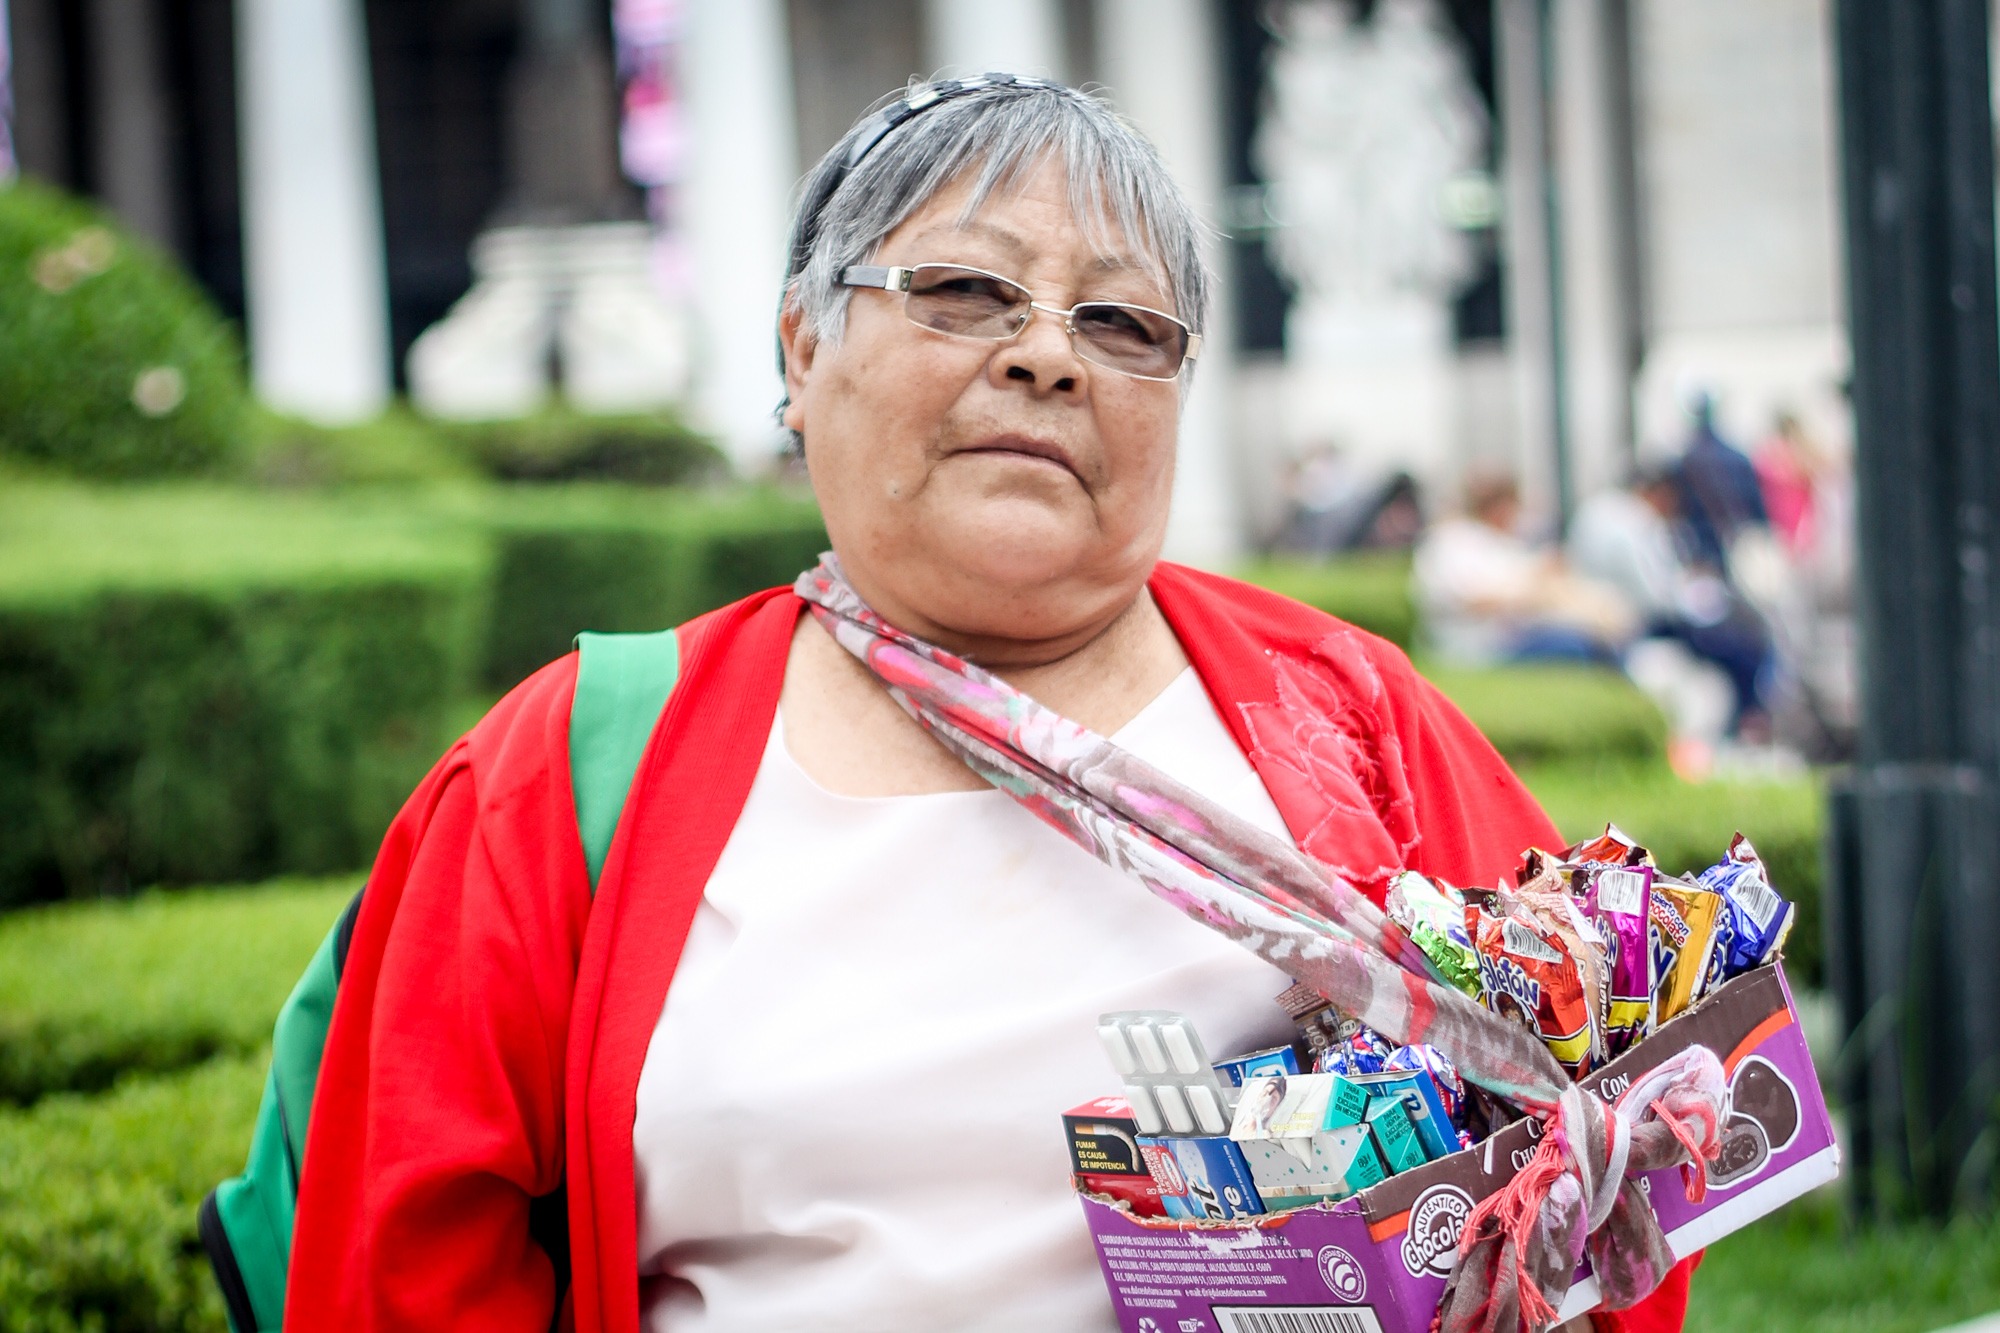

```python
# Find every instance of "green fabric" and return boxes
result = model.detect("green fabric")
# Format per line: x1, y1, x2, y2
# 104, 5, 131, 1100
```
202, 629, 683, 1327
571, 629, 681, 888
210, 922, 342, 1330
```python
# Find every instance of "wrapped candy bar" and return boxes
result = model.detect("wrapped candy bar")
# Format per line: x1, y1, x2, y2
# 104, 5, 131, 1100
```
1385, 871, 1482, 997
1314, 1024, 1393, 1076
1649, 875, 1725, 1023
1563, 823, 1652, 870
1512, 888, 1611, 1071
1469, 902, 1600, 1077
1698, 833, 1796, 979
1576, 862, 1656, 1054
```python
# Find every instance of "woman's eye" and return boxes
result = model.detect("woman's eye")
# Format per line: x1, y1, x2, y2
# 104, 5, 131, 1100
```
917, 275, 1016, 304
1078, 305, 1156, 343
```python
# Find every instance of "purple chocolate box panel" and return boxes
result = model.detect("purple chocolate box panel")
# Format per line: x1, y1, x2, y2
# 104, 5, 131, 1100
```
1080, 962, 1840, 1333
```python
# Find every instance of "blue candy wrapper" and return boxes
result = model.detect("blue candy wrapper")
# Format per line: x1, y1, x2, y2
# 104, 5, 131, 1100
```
1698, 833, 1795, 979
1313, 1024, 1392, 1076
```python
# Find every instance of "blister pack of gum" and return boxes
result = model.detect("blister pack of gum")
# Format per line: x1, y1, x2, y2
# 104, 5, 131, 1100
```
1096, 1010, 1233, 1138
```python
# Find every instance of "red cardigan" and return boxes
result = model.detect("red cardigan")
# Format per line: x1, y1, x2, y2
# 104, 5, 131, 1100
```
287, 564, 1695, 1331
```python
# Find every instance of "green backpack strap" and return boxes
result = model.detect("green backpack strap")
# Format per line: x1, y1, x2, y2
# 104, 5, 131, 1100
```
200, 631, 683, 1332
570, 628, 682, 889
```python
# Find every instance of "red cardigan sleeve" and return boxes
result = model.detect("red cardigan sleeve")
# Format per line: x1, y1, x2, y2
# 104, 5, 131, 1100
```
287, 658, 592, 1332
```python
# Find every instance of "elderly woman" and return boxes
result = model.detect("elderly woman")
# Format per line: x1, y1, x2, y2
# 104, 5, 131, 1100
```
289, 78, 1696, 1332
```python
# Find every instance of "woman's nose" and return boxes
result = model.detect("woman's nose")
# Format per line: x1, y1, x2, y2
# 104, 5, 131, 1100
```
993, 307, 1085, 393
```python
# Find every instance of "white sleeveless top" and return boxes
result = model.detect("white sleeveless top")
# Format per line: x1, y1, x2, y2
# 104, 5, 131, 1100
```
633, 668, 1298, 1332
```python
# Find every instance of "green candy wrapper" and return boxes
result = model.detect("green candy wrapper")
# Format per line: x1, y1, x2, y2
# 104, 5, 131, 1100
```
1385, 871, 1482, 997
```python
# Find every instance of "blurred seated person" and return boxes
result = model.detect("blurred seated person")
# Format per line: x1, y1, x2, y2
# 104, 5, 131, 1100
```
1569, 467, 1776, 739
1281, 444, 1423, 553
1415, 471, 1634, 666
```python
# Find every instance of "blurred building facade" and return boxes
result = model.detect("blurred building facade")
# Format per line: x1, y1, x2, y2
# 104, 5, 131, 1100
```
3, 0, 1851, 562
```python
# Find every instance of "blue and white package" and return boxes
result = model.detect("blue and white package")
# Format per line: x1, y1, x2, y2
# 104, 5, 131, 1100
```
1140, 1134, 1264, 1219
1213, 1044, 1300, 1088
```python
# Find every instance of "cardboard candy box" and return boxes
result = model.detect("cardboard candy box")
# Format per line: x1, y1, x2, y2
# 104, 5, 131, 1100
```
1076, 962, 1838, 1333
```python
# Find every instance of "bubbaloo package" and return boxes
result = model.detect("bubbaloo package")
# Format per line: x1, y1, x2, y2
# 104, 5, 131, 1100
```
1066, 828, 1832, 1333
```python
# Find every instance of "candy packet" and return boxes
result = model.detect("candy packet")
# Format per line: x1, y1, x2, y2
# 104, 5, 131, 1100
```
1648, 875, 1725, 1023
1315, 1023, 1393, 1076
1563, 823, 1652, 870
1697, 833, 1796, 979
1385, 870, 1482, 997
1575, 862, 1656, 1054
1469, 901, 1600, 1077
1512, 887, 1611, 1073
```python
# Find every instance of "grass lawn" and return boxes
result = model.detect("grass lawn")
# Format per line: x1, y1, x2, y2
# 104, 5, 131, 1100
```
1689, 1186, 2000, 1331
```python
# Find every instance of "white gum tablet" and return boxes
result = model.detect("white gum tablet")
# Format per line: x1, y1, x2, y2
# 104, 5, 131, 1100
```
1129, 1023, 1169, 1074
1098, 1024, 1138, 1076
1153, 1082, 1196, 1135
1160, 1021, 1202, 1074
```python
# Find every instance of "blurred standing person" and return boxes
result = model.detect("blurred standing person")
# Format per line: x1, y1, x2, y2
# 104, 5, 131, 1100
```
1415, 470, 1633, 665
1753, 410, 1827, 563
1673, 391, 1768, 572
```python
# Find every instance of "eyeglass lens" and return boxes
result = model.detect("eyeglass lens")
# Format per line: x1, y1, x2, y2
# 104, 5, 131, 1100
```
901, 265, 1189, 379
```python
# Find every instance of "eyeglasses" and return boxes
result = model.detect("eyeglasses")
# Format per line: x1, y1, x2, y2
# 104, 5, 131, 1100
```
838, 263, 1202, 381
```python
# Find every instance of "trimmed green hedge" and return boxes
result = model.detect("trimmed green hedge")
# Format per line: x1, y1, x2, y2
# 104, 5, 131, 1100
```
1424, 661, 1669, 768
1238, 553, 1418, 649
0, 1055, 258, 1333
478, 485, 826, 688
0, 486, 488, 906
1524, 762, 1824, 986
244, 406, 729, 490
0, 877, 354, 1105
0, 180, 245, 479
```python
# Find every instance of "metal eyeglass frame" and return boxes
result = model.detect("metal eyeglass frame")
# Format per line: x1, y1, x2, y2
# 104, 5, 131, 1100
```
839, 263, 1203, 382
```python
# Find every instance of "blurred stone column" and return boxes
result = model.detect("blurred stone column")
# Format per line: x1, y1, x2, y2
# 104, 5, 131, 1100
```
924, 0, 1066, 79
1550, 0, 1642, 500
1096, 0, 1243, 567
235, 0, 391, 423
90, 0, 177, 248
682, 0, 798, 470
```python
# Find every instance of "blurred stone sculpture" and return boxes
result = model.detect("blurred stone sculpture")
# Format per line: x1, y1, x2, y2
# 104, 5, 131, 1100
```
1255, 0, 1487, 491
409, 0, 688, 420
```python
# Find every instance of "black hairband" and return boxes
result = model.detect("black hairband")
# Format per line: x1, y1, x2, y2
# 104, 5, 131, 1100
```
778, 72, 1065, 378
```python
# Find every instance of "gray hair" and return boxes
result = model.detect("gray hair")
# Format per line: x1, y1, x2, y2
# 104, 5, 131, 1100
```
781, 78, 1213, 380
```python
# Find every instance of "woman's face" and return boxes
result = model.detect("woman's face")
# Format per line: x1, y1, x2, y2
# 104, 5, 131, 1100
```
781, 156, 1186, 660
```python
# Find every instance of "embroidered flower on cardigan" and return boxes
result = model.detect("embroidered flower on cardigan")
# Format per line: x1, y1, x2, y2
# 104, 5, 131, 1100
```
1238, 632, 1420, 891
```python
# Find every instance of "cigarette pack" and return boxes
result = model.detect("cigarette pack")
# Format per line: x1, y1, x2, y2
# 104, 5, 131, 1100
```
1076, 1170, 1168, 1218
1063, 1096, 1146, 1176
1078, 962, 1839, 1333
1351, 1068, 1457, 1162
1366, 1097, 1429, 1175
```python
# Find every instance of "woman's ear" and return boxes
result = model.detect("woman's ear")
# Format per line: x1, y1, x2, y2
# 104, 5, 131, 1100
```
779, 299, 817, 435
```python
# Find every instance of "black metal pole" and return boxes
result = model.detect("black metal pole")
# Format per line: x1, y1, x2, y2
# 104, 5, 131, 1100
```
1829, 0, 2000, 1219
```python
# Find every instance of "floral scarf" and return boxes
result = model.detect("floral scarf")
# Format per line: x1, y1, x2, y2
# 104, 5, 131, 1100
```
795, 556, 1723, 1332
